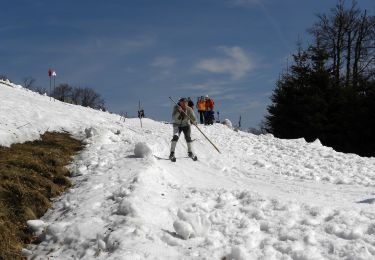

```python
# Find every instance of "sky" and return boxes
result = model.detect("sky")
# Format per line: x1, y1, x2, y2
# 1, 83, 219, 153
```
1, 0, 374, 129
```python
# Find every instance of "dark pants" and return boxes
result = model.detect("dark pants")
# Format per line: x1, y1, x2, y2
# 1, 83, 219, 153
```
204, 110, 215, 125
172, 125, 192, 142
171, 125, 193, 153
198, 111, 205, 124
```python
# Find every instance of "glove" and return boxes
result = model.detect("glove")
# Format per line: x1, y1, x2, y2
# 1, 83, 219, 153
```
178, 113, 185, 120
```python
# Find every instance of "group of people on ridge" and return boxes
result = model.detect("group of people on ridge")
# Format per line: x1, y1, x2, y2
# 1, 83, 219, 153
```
169, 96, 215, 162
190, 95, 215, 125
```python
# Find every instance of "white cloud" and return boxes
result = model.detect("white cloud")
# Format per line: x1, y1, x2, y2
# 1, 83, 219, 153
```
178, 80, 240, 97
83, 35, 155, 55
196, 46, 254, 80
148, 57, 178, 82
151, 56, 177, 68
224, 95, 270, 115
20, 35, 155, 56
243, 100, 262, 110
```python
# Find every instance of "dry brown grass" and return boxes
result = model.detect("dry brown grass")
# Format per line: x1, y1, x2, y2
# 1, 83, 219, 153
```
0, 132, 83, 260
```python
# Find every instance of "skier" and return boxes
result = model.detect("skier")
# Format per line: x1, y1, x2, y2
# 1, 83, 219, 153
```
169, 97, 198, 162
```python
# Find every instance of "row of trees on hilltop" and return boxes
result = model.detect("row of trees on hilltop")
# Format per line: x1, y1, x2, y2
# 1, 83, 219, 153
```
1, 75, 106, 110
20, 76, 106, 110
266, 0, 375, 157
51, 84, 105, 110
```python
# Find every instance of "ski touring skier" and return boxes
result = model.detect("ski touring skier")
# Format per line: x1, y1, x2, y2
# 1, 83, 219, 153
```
169, 97, 198, 162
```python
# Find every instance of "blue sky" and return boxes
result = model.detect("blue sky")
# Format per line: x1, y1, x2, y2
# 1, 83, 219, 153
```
1, 0, 374, 128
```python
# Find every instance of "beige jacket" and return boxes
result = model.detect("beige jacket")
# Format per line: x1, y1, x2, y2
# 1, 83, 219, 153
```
172, 105, 197, 126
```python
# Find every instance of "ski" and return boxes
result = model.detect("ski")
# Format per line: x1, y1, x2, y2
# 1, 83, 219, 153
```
153, 155, 196, 162
154, 155, 177, 162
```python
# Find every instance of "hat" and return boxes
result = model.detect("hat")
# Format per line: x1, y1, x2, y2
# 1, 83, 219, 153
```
205, 95, 209, 98
179, 97, 187, 102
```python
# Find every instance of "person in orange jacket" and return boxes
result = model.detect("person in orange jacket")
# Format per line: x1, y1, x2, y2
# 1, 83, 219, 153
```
196, 96, 206, 124
205, 95, 215, 111
204, 95, 215, 125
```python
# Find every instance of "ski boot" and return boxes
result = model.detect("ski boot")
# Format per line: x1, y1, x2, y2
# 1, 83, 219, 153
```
188, 152, 198, 161
169, 152, 176, 162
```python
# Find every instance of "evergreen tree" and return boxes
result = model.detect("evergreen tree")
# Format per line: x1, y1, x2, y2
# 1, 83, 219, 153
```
267, 45, 314, 140
266, 1, 375, 157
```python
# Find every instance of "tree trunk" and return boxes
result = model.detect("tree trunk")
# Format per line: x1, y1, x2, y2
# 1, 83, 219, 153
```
345, 30, 352, 87
353, 12, 366, 88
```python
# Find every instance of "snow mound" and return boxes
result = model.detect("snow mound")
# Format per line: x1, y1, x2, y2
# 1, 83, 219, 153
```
27, 220, 47, 234
223, 119, 233, 128
173, 220, 194, 240
173, 209, 211, 239
85, 127, 99, 138
134, 142, 153, 158
311, 138, 322, 146
227, 246, 250, 260
117, 199, 138, 217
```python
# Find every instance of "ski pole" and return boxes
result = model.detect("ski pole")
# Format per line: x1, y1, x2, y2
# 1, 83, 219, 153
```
169, 97, 221, 154
138, 100, 143, 128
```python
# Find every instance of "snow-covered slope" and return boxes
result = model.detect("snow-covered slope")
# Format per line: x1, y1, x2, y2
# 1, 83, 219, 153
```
1, 81, 375, 259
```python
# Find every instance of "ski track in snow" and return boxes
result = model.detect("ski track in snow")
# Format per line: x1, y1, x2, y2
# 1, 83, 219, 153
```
1, 81, 375, 260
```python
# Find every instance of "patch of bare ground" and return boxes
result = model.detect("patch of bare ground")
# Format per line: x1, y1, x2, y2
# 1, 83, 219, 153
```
0, 132, 83, 260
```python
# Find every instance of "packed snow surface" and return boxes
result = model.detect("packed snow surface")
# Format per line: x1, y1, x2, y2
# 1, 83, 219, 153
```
1, 81, 375, 259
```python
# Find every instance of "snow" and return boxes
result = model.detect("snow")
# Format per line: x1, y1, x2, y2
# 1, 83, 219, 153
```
134, 142, 153, 158
174, 209, 211, 239
26, 220, 46, 233
227, 246, 250, 260
223, 118, 233, 128
1, 81, 375, 259
173, 220, 194, 240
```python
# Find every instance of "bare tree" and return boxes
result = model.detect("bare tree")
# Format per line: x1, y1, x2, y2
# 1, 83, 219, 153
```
33, 87, 48, 95
343, 2, 360, 87
22, 77, 36, 89
81, 87, 105, 110
353, 10, 375, 87
62, 85, 106, 110
71, 87, 83, 105
52, 83, 73, 102
310, 0, 375, 88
